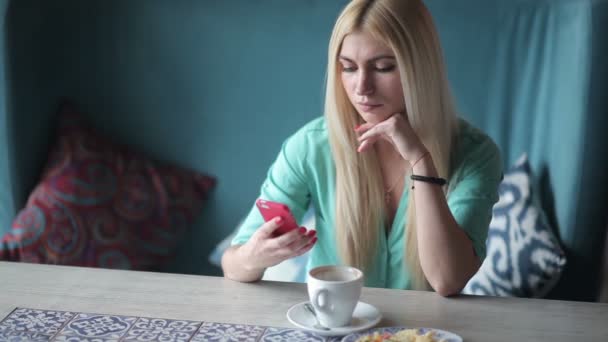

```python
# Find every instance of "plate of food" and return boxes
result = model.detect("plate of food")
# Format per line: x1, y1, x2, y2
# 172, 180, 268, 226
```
341, 326, 462, 342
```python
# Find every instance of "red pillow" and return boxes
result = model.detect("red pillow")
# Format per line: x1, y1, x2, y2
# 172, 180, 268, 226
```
0, 104, 216, 270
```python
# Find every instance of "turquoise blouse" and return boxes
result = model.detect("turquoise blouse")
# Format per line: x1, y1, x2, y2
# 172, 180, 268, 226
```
232, 117, 503, 289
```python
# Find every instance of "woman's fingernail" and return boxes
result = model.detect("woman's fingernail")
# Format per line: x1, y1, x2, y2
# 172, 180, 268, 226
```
354, 124, 361, 131
275, 217, 283, 224
307, 230, 316, 237
311, 237, 318, 244
299, 227, 307, 234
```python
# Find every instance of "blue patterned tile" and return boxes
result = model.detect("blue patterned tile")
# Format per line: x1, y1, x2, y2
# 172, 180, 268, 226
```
325, 336, 344, 342
191, 322, 265, 342
259, 327, 327, 342
53, 313, 137, 341
0, 330, 52, 342
0, 308, 74, 336
53, 336, 117, 342
0, 308, 346, 342
122, 318, 201, 341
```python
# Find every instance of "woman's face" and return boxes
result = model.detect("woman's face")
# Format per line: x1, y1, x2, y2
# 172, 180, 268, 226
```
339, 31, 405, 124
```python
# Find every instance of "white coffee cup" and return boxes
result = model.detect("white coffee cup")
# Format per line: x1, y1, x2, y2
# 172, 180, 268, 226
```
307, 265, 363, 328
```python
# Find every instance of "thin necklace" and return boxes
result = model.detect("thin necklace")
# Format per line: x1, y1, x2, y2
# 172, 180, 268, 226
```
384, 164, 407, 204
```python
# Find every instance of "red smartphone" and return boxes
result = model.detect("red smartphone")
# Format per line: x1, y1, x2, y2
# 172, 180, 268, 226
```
256, 199, 299, 236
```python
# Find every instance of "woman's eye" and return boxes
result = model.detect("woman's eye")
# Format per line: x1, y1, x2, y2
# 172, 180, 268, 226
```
341, 66, 356, 73
376, 65, 396, 72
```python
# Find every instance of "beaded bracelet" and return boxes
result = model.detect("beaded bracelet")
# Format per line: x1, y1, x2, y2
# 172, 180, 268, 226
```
410, 174, 447, 190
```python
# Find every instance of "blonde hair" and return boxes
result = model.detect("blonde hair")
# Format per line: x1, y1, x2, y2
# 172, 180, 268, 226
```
325, 0, 458, 290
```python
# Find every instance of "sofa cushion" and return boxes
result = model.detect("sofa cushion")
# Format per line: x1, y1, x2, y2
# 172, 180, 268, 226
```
463, 154, 566, 297
0, 103, 216, 270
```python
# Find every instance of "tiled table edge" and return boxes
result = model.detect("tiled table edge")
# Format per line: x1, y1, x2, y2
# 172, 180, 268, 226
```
0, 307, 344, 342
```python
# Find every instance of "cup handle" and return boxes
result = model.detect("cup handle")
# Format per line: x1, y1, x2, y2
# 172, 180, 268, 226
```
312, 289, 330, 313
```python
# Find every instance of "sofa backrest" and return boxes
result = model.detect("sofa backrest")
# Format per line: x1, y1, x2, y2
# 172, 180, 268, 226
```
1, 0, 606, 301
425, 0, 608, 300
0, 0, 11, 234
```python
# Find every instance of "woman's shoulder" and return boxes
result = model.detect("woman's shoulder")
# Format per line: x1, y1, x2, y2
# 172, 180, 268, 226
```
455, 118, 497, 148
450, 118, 503, 177
278, 116, 331, 178
285, 116, 329, 150
296, 116, 327, 135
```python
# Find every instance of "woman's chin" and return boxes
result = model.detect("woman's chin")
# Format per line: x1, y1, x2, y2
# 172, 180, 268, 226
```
358, 112, 393, 124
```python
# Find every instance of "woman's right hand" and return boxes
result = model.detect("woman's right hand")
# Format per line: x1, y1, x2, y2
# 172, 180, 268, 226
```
238, 217, 317, 272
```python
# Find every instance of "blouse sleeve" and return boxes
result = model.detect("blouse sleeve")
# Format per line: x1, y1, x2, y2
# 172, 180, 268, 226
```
231, 129, 312, 246
447, 136, 503, 261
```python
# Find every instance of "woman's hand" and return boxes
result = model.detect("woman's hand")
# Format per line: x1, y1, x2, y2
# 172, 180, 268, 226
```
237, 217, 317, 272
355, 113, 427, 165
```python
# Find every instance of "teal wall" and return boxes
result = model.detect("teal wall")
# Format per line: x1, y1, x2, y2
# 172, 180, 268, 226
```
0, 0, 11, 234
574, 0, 608, 299
2, 0, 348, 275
3, 0, 64, 225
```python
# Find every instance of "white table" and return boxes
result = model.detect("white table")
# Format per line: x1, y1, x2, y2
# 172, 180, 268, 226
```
1, 261, 607, 341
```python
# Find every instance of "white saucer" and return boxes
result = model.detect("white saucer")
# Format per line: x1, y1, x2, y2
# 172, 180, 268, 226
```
286, 301, 382, 337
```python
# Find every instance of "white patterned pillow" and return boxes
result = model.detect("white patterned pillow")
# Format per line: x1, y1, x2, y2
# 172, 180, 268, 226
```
463, 154, 567, 297
209, 208, 312, 282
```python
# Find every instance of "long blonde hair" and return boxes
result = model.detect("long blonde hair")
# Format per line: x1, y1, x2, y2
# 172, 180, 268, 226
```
325, 0, 459, 290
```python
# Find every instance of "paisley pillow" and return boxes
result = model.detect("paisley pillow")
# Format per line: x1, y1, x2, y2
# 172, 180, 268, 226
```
0, 103, 216, 270
462, 154, 566, 297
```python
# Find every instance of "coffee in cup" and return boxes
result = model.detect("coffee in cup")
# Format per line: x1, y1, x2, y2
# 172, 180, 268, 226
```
307, 265, 363, 328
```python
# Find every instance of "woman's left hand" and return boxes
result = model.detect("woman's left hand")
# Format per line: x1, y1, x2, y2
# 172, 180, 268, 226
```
355, 113, 427, 163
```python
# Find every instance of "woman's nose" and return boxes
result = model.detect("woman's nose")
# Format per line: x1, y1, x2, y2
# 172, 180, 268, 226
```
355, 71, 374, 96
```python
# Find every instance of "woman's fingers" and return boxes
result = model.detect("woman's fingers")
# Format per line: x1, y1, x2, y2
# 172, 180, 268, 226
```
276, 229, 316, 258
253, 217, 284, 240
355, 121, 391, 152
286, 230, 315, 250
357, 138, 370, 152
358, 134, 385, 152
274, 226, 307, 247
292, 237, 317, 257
355, 114, 411, 154
244, 224, 315, 269
356, 123, 384, 142
284, 235, 317, 258
354, 122, 373, 133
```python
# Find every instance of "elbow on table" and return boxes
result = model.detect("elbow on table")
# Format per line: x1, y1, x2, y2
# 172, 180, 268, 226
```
430, 258, 481, 297
221, 264, 263, 283
431, 280, 464, 297
221, 247, 264, 283
223, 271, 261, 283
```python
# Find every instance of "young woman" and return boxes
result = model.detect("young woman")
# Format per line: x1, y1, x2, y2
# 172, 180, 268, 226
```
222, 0, 502, 296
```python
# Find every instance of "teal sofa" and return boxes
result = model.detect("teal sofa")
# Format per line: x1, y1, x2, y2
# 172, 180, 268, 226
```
1, 0, 606, 301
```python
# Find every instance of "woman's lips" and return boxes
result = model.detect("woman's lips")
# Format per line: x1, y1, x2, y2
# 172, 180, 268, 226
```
357, 103, 383, 112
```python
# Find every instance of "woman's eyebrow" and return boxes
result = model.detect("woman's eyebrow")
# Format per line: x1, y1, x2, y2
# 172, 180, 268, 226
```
338, 55, 396, 63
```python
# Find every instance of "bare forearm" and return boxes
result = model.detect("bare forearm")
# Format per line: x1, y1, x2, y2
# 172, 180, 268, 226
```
412, 158, 480, 296
221, 245, 265, 282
